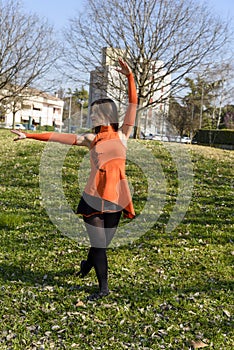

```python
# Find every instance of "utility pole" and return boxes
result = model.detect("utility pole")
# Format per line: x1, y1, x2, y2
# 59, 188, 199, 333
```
199, 85, 204, 129
68, 93, 72, 133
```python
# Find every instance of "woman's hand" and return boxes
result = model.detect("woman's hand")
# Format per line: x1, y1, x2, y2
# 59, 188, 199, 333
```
116, 58, 132, 76
11, 129, 26, 141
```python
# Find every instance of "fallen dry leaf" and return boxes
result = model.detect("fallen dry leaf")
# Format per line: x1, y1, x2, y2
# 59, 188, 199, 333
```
94, 318, 104, 324
76, 300, 85, 307
191, 340, 208, 349
223, 309, 231, 318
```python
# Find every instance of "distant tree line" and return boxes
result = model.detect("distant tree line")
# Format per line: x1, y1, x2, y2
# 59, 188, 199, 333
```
168, 65, 234, 137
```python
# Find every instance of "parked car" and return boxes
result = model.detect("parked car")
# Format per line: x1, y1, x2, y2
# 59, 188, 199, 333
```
5, 123, 26, 130
28, 125, 36, 131
143, 133, 154, 140
180, 136, 191, 144
152, 134, 168, 142
14, 124, 26, 130
168, 136, 181, 143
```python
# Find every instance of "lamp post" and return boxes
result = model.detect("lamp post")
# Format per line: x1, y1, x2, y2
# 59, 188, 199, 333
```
199, 85, 204, 129
80, 99, 84, 128
68, 93, 72, 133
78, 98, 86, 129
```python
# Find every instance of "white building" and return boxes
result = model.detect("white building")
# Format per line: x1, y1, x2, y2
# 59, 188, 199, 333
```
0, 87, 64, 129
140, 60, 171, 136
88, 48, 171, 135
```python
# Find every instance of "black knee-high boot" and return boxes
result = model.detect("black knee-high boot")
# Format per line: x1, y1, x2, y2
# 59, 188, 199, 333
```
87, 247, 109, 300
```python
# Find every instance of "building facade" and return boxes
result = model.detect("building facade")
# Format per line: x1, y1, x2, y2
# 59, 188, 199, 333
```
88, 47, 171, 136
0, 87, 64, 129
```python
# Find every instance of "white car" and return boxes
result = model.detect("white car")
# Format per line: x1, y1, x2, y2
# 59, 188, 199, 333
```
152, 134, 168, 142
180, 136, 191, 144
14, 124, 26, 130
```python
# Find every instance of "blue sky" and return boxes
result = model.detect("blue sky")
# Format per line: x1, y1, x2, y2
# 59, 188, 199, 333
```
21, 1, 233, 97
22, 0, 85, 29
22, 0, 234, 29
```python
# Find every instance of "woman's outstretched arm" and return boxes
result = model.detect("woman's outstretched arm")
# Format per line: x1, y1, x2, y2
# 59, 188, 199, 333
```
11, 130, 94, 147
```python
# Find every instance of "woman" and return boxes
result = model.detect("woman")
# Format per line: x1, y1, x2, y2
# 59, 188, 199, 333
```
11, 58, 138, 300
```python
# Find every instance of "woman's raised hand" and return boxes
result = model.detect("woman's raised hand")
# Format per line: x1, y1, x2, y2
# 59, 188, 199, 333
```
116, 58, 132, 76
11, 129, 26, 141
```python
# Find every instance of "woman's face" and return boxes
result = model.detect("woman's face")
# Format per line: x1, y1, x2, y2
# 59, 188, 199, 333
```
90, 104, 110, 127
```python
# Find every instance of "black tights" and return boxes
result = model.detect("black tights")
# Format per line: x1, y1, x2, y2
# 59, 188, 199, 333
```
83, 212, 121, 293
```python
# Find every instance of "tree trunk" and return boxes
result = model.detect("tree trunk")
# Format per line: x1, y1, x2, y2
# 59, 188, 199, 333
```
12, 110, 16, 129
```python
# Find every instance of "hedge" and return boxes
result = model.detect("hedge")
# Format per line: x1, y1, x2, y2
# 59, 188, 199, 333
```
194, 129, 234, 146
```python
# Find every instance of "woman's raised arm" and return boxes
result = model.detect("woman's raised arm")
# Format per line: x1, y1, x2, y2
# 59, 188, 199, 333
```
116, 58, 138, 138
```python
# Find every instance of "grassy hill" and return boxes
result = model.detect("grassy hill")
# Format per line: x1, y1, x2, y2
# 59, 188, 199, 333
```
0, 129, 233, 349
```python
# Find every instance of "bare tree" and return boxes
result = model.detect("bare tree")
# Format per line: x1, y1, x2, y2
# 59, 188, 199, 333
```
203, 63, 234, 129
63, 0, 231, 97
0, 0, 59, 127
168, 97, 191, 137
179, 63, 234, 131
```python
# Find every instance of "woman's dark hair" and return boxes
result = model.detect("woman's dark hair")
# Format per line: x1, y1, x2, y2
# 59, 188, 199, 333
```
91, 98, 119, 133
94, 123, 119, 134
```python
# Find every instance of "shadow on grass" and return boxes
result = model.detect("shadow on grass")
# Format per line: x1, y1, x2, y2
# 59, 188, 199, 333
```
0, 263, 105, 298
0, 263, 75, 286
111, 277, 234, 301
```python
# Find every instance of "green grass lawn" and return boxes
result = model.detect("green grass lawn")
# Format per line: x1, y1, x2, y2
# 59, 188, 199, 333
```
0, 129, 233, 349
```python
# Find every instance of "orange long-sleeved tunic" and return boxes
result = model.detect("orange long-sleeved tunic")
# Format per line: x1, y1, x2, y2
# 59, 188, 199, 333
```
78, 72, 137, 219
80, 125, 135, 219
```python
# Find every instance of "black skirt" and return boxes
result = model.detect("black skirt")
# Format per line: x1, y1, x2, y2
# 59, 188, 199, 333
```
76, 192, 123, 217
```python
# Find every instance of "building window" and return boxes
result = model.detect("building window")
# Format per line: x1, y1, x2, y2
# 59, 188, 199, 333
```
33, 104, 41, 111
53, 107, 61, 114
22, 104, 31, 110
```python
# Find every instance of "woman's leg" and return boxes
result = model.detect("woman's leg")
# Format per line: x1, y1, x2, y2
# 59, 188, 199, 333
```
83, 214, 106, 248
77, 248, 94, 278
81, 212, 121, 300
83, 214, 109, 299
78, 214, 105, 279
104, 211, 122, 247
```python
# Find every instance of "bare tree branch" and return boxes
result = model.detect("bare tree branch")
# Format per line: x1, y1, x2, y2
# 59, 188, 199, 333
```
0, 0, 59, 102
62, 0, 232, 109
